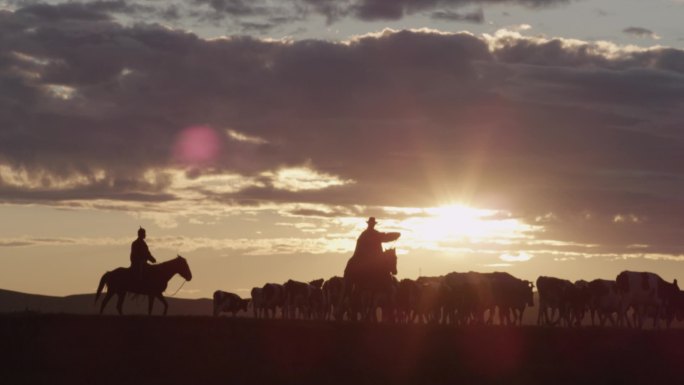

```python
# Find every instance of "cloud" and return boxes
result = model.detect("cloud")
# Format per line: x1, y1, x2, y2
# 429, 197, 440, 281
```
500, 252, 533, 262
430, 9, 484, 23
306, 0, 570, 22
3, 6, 684, 255
4, 0, 574, 30
623, 27, 660, 40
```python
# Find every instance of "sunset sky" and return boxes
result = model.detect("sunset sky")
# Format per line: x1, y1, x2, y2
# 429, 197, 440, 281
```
1, 0, 684, 299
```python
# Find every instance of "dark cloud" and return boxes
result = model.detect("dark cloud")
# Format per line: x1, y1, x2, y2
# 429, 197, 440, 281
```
0, 241, 33, 247
430, 9, 484, 23
192, 0, 263, 17
623, 26, 659, 40
7, 0, 573, 28
3, 4, 684, 252
303, 0, 569, 22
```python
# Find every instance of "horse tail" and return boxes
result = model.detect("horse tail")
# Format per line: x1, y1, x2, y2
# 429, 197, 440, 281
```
95, 271, 110, 303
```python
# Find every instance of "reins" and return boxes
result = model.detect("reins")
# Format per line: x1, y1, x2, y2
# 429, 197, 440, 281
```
167, 279, 187, 297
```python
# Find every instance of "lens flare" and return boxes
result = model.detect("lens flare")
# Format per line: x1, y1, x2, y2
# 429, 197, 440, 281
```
173, 125, 222, 165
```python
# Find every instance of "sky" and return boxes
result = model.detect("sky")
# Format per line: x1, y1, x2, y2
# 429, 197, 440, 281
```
1, 0, 684, 299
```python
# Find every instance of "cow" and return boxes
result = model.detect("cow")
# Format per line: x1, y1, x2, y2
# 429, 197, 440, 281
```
308, 279, 326, 320
413, 276, 445, 324
283, 279, 325, 319
442, 272, 496, 325
262, 283, 286, 318
587, 279, 621, 327
322, 276, 345, 321
213, 290, 249, 317
536, 276, 574, 326
563, 280, 591, 327
489, 272, 534, 326
395, 278, 419, 323
668, 290, 684, 326
250, 287, 265, 319
616, 271, 679, 328
359, 276, 398, 323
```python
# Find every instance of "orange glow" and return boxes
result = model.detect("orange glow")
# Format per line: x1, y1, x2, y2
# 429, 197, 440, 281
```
396, 204, 534, 246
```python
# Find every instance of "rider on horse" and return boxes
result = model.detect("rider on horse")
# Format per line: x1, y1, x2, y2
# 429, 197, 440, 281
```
130, 227, 156, 282
345, 217, 400, 282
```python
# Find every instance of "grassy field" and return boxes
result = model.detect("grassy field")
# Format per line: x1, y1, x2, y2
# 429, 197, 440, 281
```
2, 314, 684, 385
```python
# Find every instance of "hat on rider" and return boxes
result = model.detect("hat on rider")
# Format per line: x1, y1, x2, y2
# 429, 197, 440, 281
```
366, 217, 377, 225
137, 226, 146, 237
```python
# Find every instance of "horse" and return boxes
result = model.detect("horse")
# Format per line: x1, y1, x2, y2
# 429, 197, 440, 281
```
95, 255, 192, 315
338, 248, 398, 322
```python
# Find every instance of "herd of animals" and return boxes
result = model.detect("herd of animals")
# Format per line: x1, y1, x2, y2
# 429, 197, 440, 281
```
213, 270, 684, 329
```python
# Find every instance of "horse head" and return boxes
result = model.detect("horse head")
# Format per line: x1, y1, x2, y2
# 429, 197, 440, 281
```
383, 248, 398, 275
176, 255, 193, 281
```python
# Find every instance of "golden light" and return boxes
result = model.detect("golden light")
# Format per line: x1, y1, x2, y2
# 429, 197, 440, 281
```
397, 204, 535, 247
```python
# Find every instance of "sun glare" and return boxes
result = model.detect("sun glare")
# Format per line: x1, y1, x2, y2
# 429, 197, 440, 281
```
398, 204, 534, 246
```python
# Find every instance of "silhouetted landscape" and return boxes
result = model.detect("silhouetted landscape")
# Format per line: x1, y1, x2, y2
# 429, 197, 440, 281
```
3, 0, 684, 384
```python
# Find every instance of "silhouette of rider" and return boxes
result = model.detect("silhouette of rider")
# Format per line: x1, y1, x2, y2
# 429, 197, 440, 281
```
130, 227, 156, 282
346, 217, 400, 278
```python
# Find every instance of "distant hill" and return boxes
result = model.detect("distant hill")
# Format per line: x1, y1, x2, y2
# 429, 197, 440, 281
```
0, 288, 215, 316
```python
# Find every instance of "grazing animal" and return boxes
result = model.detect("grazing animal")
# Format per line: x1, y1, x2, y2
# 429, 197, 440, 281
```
262, 283, 286, 318
322, 276, 345, 320
616, 271, 679, 328
441, 272, 532, 326
562, 280, 592, 327
213, 291, 249, 317
95, 255, 192, 315
308, 279, 326, 320
413, 276, 445, 324
442, 272, 496, 325
536, 276, 574, 326
284, 279, 325, 319
396, 279, 419, 323
587, 279, 621, 327
489, 272, 534, 326
251, 287, 265, 318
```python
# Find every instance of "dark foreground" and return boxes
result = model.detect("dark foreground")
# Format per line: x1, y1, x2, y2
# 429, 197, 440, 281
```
2, 315, 683, 385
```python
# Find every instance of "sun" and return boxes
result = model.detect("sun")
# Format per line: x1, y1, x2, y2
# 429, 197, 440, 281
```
397, 204, 531, 245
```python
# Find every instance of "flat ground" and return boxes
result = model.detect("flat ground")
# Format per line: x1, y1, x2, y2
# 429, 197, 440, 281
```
2, 314, 682, 385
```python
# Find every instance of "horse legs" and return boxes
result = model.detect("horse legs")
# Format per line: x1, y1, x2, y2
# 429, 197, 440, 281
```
148, 295, 155, 315
100, 291, 115, 314
156, 294, 169, 315
116, 292, 125, 315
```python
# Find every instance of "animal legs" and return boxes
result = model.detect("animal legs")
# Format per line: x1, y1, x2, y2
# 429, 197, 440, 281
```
100, 291, 114, 314
116, 293, 125, 315
156, 294, 168, 315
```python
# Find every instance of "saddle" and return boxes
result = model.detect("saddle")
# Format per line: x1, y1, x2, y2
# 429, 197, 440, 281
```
128, 264, 151, 292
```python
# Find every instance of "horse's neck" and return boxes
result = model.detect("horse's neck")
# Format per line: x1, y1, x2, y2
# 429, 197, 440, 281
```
155, 260, 180, 281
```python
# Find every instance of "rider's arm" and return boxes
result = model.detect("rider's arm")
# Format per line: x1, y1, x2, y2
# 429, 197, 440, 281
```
144, 243, 157, 263
379, 232, 401, 243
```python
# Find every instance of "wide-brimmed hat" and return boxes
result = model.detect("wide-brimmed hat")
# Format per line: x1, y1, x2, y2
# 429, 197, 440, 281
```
366, 217, 377, 225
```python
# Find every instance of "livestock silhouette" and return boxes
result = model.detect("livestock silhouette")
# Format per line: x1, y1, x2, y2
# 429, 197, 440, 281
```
216, 270, 684, 329
95, 255, 192, 315
616, 271, 679, 328
250, 287, 265, 318
213, 290, 249, 317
